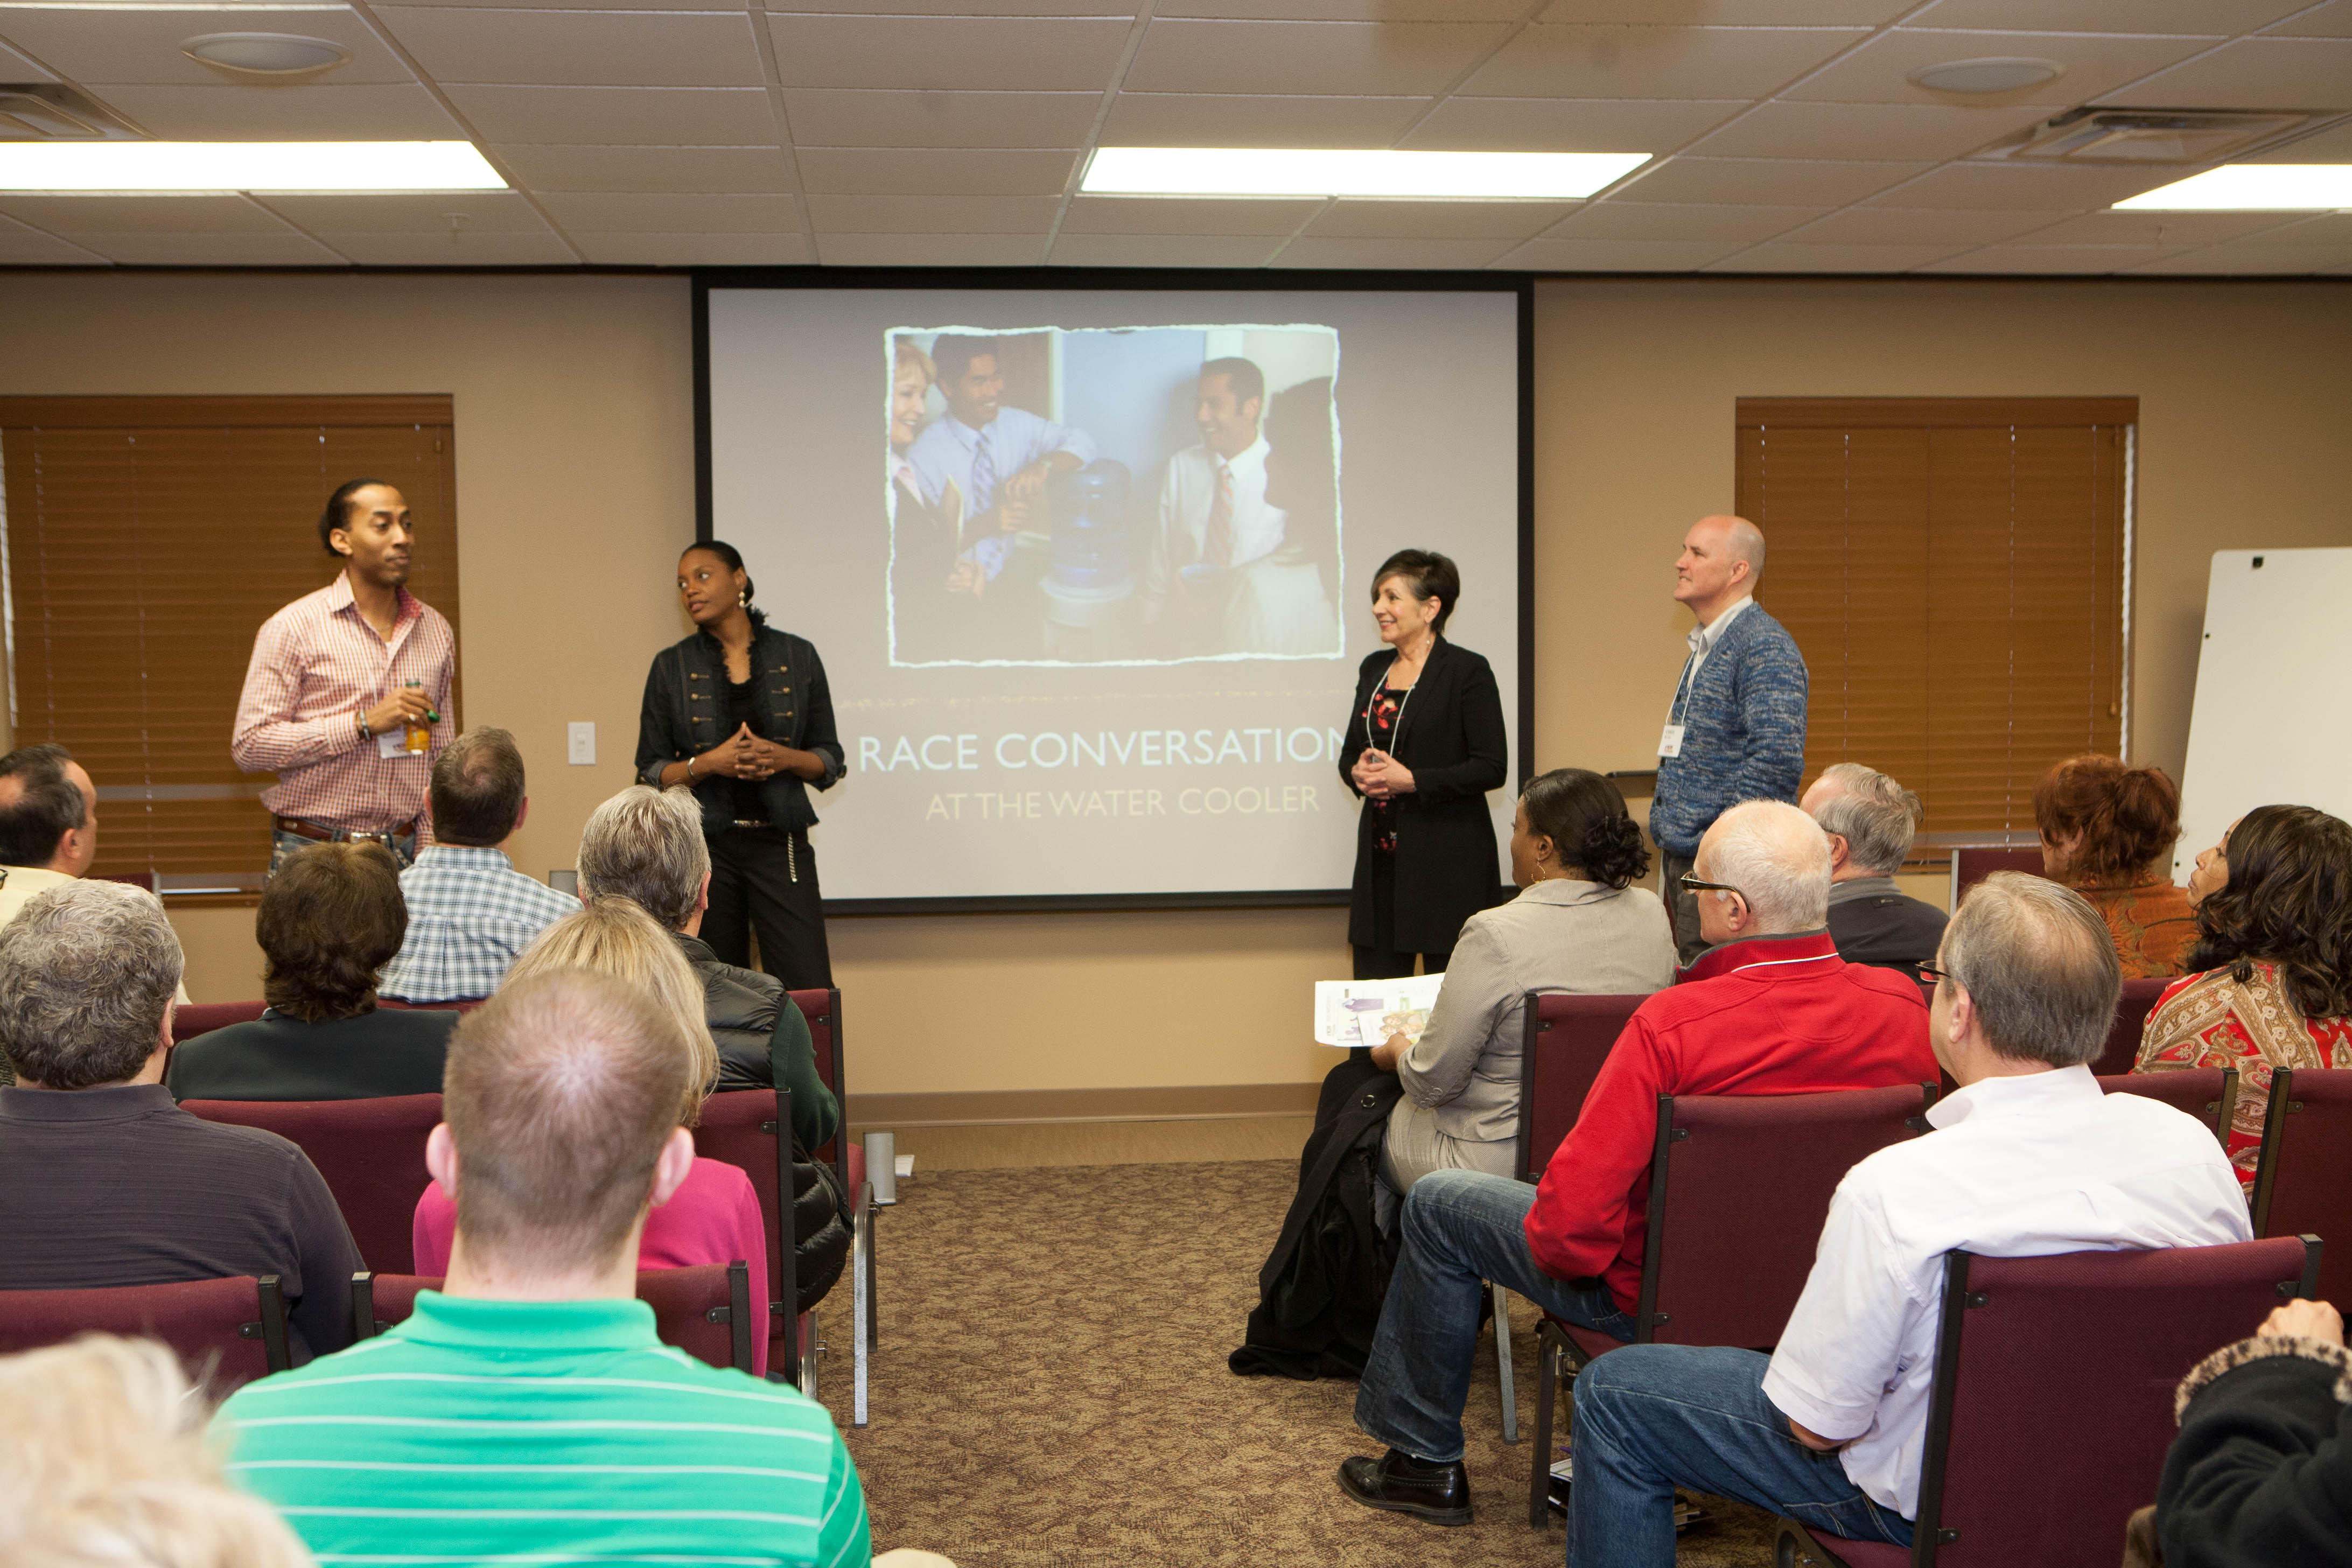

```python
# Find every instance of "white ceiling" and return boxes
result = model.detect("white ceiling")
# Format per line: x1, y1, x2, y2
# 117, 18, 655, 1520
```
1, 0, 2349, 271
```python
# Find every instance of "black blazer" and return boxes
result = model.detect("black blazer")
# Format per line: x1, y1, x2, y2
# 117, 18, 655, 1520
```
635, 624, 845, 838
1338, 637, 1509, 954
165, 1006, 457, 1102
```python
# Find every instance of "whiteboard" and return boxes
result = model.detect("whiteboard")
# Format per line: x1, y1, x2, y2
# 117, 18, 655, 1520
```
2174, 548, 2352, 881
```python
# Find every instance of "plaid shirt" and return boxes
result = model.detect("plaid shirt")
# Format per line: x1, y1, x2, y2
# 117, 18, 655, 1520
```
232, 575, 456, 836
377, 845, 576, 1003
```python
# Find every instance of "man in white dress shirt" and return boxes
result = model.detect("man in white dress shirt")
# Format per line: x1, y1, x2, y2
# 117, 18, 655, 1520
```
1144, 356, 1286, 654
1559, 871, 2251, 1566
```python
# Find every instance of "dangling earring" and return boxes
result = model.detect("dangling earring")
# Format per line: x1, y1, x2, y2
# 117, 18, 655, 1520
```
738, 590, 748, 607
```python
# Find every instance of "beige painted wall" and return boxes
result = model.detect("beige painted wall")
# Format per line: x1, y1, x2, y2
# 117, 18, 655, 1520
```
4, 271, 2346, 1105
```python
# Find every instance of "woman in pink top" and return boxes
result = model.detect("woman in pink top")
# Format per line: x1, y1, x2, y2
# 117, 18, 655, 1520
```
411, 897, 771, 1373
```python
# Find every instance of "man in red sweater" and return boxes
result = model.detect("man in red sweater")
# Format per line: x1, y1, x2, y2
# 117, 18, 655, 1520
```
1336, 799, 1937, 1527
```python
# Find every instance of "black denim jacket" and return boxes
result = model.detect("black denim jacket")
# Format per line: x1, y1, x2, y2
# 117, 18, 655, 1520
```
634, 625, 844, 836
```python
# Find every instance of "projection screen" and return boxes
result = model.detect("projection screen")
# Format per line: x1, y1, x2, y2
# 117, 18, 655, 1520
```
697, 276, 1528, 910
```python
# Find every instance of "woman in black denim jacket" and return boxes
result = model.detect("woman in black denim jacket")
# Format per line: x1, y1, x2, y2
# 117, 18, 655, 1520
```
635, 540, 845, 988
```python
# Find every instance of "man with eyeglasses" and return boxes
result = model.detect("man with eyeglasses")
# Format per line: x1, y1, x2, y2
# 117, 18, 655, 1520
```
1335, 799, 1936, 1528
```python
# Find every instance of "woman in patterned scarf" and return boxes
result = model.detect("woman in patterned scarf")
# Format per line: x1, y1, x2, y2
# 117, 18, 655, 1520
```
2134, 804, 2352, 1191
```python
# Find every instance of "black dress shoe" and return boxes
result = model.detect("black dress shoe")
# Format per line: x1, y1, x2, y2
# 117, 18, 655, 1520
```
1336, 1448, 1473, 1526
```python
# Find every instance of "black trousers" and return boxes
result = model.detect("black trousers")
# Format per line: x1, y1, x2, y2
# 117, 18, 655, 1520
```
1352, 854, 1450, 980
704, 825, 834, 990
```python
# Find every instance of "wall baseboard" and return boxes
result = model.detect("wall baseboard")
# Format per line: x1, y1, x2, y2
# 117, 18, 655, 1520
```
845, 1080, 1321, 1130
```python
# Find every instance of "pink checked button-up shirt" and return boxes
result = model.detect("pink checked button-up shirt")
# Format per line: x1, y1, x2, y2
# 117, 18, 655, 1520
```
232, 574, 456, 837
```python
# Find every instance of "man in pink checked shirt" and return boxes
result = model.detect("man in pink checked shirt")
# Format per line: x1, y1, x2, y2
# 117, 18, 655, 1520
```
233, 478, 456, 877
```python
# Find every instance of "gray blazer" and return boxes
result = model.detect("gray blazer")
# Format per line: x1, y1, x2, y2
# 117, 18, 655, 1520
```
1395, 879, 1678, 1147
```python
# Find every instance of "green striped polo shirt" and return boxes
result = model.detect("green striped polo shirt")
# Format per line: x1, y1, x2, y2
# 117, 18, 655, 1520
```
215, 1291, 869, 1567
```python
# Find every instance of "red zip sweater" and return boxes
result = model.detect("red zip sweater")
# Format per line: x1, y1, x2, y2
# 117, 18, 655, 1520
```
1522, 929, 1938, 1312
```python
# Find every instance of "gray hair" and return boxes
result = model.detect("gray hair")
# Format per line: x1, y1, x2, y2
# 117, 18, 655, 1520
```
575, 786, 709, 932
0, 880, 183, 1089
1702, 799, 1830, 932
1810, 762, 1922, 876
1938, 871, 2120, 1068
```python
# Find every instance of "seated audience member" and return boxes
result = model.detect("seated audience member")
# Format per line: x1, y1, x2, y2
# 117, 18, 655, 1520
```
1336, 799, 1937, 1526
574, 783, 841, 1153
218, 969, 874, 1566
1371, 768, 1673, 1191
1563, 873, 2251, 1565
2136, 804, 2352, 1192
2156, 1294, 2352, 1566
0, 881, 359, 1360
1803, 761, 1948, 982
166, 842, 456, 1101
0, 1335, 314, 1568
2035, 753, 2196, 978
377, 727, 574, 1004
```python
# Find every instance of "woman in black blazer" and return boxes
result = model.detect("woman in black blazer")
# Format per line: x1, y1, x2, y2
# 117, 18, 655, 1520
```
1339, 549, 1509, 979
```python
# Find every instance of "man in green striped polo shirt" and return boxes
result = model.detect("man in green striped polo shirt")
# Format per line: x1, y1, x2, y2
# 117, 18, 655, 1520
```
215, 968, 871, 1567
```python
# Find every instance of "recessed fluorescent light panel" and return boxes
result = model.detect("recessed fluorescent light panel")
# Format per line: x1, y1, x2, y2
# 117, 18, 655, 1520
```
1082, 146, 1648, 200
0, 141, 506, 191
2116, 164, 2352, 210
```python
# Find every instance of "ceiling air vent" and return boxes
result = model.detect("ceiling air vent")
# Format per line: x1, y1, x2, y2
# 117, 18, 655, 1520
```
0, 84, 149, 141
1971, 106, 2346, 165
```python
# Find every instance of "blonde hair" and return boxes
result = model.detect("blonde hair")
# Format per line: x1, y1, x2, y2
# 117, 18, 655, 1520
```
0, 1335, 313, 1568
893, 338, 936, 386
502, 897, 720, 1122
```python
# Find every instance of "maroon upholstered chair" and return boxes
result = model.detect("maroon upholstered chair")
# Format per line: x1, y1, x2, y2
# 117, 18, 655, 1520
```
180, 1094, 440, 1274
787, 987, 856, 1193
2098, 1067, 2238, 1144
351, 1264, 754, 1372
1947, 846, 2047, 908
2252, 1066, 2352, 1306
0, 1275, 290, 1390
1530, 1084, 1937, 1528
1513, 992, 1648, 1182
694, 1086, 815, 1388
170, 1000, 268, 1045
1777, 1236, 2320, 1568
2087, 977, 2172, 1079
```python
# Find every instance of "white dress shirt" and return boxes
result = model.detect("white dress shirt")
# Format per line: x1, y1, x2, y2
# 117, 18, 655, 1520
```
1145, 436, 1285, 619
1761, 1064, 2252, 1520
904, 406, 1094, 520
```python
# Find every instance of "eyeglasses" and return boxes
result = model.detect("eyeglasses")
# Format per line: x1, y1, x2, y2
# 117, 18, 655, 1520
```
1677, 872, 1747, 906
1917, 963, 1955, 987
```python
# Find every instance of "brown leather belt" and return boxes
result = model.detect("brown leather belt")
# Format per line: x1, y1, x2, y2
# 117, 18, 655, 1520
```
274, 815, 410, 845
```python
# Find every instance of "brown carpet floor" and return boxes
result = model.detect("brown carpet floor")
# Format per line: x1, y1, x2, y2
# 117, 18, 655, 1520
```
816, 1158, 1779, 1566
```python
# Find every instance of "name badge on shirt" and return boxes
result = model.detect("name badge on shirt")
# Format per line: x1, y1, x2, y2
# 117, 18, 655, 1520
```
1658, 723, 1686, 759
377, 731, 416, 759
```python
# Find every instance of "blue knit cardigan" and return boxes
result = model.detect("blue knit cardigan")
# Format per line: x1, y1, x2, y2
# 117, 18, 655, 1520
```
1647, 603, 1809, 857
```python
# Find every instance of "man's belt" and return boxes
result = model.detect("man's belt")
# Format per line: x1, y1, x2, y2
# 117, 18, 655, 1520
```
274, 815, 411, 845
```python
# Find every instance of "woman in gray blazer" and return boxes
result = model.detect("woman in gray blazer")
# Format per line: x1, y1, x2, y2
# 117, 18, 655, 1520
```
1370, 768, 1676, 1190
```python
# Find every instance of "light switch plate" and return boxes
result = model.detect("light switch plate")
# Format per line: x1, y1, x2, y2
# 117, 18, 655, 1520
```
567, 722, 596, 766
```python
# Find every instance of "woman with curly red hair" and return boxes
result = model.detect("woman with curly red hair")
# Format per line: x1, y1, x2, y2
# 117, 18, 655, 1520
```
2032, 754, 2196, 977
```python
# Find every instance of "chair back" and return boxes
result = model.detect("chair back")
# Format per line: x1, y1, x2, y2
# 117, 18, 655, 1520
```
171, 1000, 268, 1044
1910, 1238, 2318, 1566
692, 1086, 799, 1381
354, 1265, 753, 1371
2097, 1067, 2238, 1143
1514, 992, 1646, 1181
2252, 1066, 2352, 1304
787, 986, 849, 1190
1948, 846, 2047, 907
0, 1275, 289, 1389
2088, 977, 2172, 1077
1637, 1085, 1934, 1346
180, 1095, 441, 1274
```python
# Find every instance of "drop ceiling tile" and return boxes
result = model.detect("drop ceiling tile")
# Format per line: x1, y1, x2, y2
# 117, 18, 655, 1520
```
539, 192, 797, 232
1781, 205, 2057, 244
782, 88, 1101, 148
0, 214, 101, 264
1303, 199, 1579, 239
1161, 0, 1523, 16
1060, 195, 1321, 234
2018, 209, 2310, 246
1049, 233, 1282, 265
1711, 240, 1969, 271
1271, 234, 1520, 268
765, 14, 1130, 92
0, 37, 56, 80
2269, 0, 2352, 37
1460, 25, 1868, 101
2246, 120, 2352, 161
60, 230, 346, 264
1863, 160, 2191, 209
815, 230, 1043, 265
1557, 199, 1823, 240
762, 0, 1127, 11
0, 9, 412, 87
1399, 96, 1741, 153
1912, 0, 2309, 30
1618, 156, 1930, 205
1125, 19, 1509, 97
804, 193, 1057, 234
2250, 212, 2352, 242
2127, 242, 2352, 274
378, 8, 763, 88
79, 82, 459, 140
254, 191, 549, 234
1097, 91, 1428, 147
0, 193, 293, 233
442, 84, 773, 144
1786, 29, 2220, 107
1539, 0, 1910, 20
1496, 234, 1750, 269
2126, 37, 2352, 110
374, 0, 745, 9
797, 147, 1075, 197
1689, 100, 2057, 162
1919, 244, 2193, 274
491, 144, 793, 193
573, 230, 810, 264
307, 229, 580, 264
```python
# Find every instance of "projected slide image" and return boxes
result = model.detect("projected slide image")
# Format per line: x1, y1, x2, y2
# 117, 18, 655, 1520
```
886, 323, 1343, 668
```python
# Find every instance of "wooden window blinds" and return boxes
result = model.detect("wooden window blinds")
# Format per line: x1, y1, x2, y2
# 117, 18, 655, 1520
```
0, 396, 459, 896
1737, 396, 2132, 837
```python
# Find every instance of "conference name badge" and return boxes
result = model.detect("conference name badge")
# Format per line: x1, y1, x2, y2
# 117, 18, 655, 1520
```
1657, 723, 1686, 759
377, 731, 414, 759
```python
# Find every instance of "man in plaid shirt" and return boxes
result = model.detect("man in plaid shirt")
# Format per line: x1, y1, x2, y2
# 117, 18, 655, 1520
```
378, 729, 575, 1004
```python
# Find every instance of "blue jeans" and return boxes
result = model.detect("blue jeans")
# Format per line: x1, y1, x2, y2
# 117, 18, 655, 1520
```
1568, 1345, 1914, 1567
270, 826, 416, 878
1354, 1170, 1634, 1464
